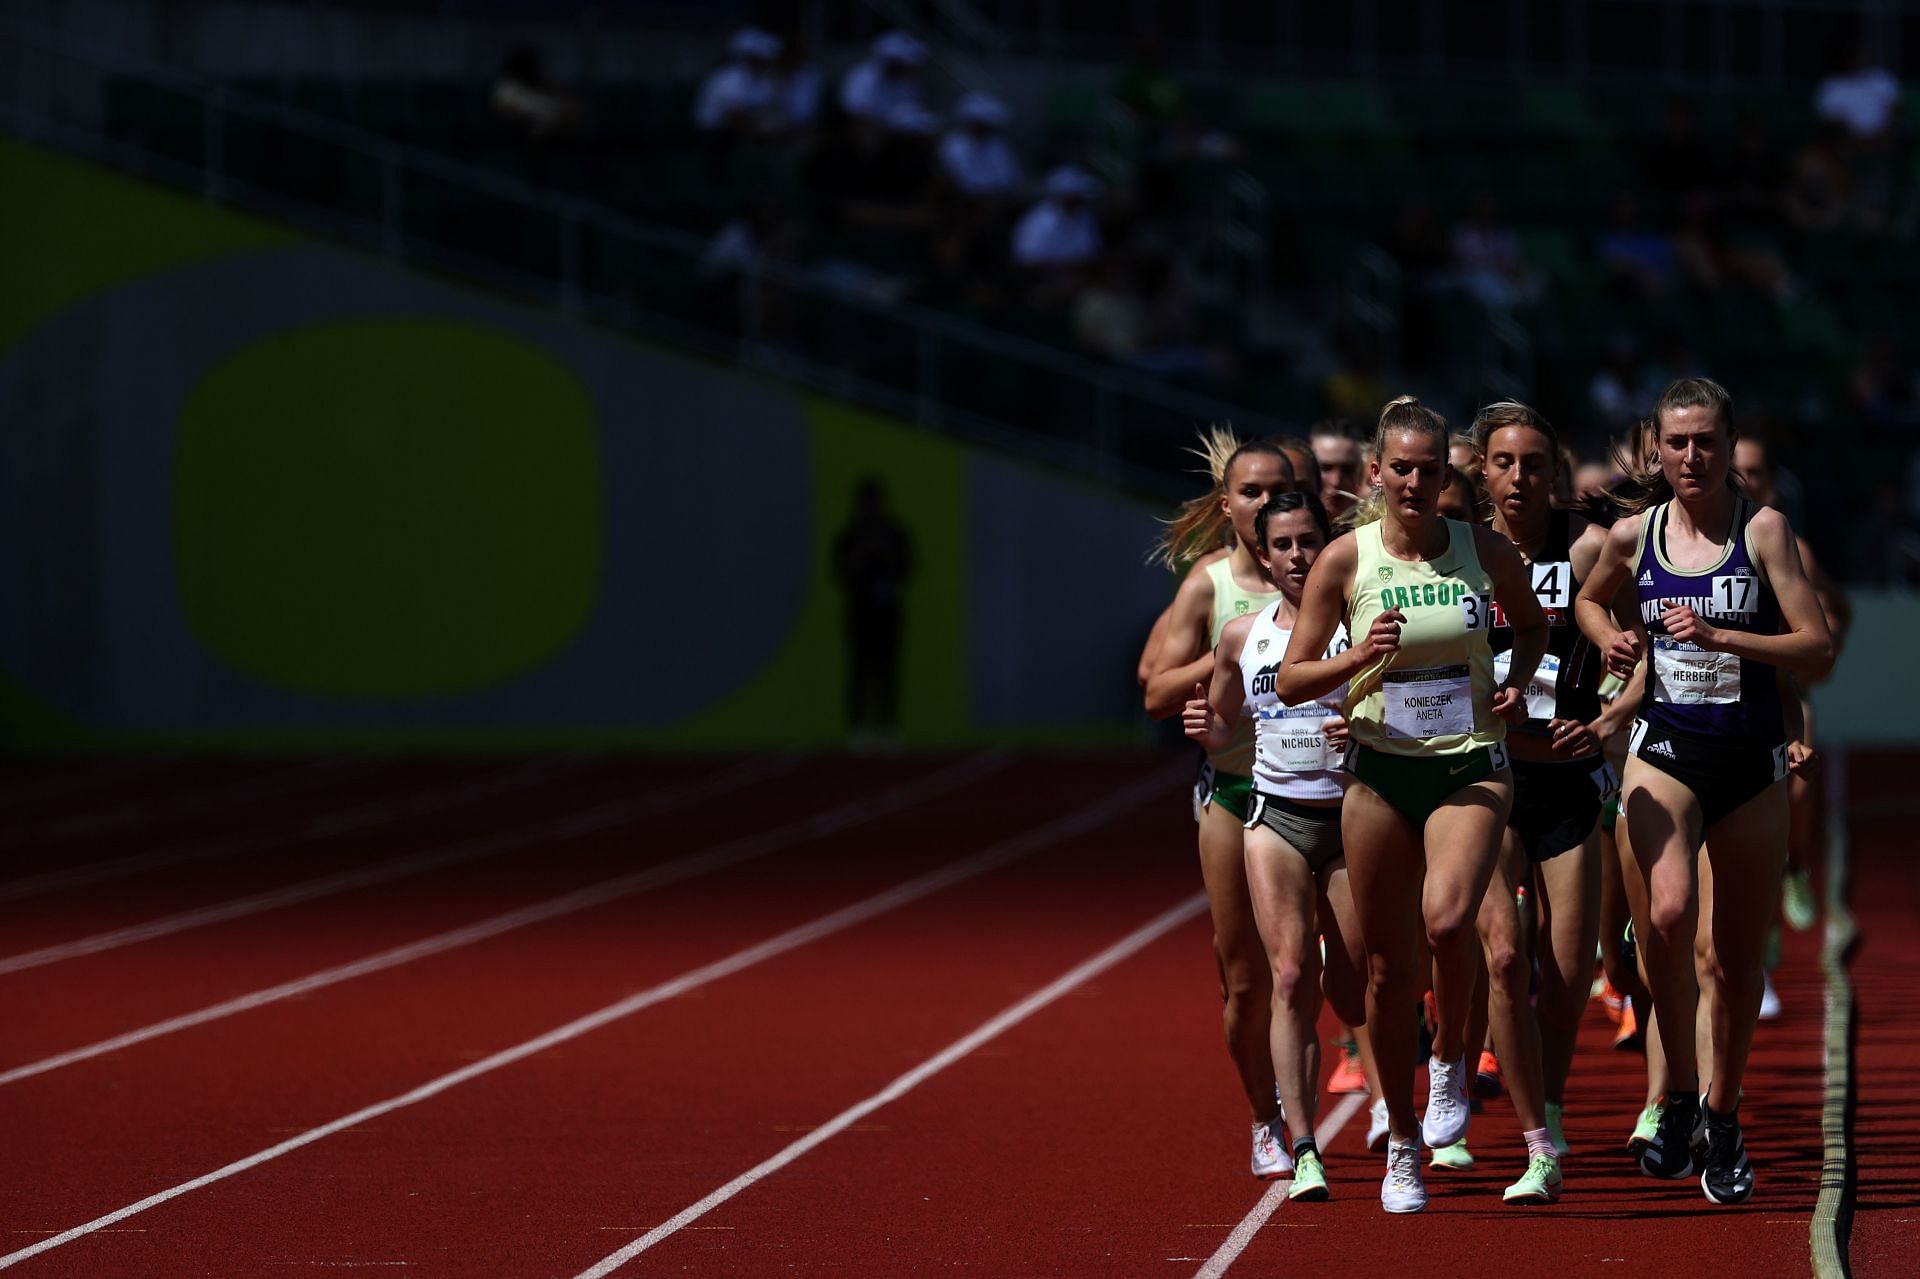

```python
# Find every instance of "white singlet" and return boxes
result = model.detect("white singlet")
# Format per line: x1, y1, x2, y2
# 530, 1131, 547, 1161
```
1242, 602, 1351, 802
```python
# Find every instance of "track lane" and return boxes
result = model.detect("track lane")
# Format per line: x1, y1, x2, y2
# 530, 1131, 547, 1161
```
0, 753, 1039, 1261
0, 757, 896, 1074
0, 758, 1177, 1276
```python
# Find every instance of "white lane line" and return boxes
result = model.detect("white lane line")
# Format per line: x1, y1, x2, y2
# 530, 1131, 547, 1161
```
0, 759, 1176, 1271
0, 760, 349, 851
1193, 1090, 1368, 1279
0, 754, 811, 977
574, 886, 1209, 1278
0, 754, 997, 1085
0, 758, 585, 903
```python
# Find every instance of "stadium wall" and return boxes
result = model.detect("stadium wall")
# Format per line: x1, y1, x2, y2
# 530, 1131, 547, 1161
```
0, 139, 1174, 752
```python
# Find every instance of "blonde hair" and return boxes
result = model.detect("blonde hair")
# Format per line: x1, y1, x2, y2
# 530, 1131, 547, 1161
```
1344, 395, 1450, 529
1151, 426, 1296, 569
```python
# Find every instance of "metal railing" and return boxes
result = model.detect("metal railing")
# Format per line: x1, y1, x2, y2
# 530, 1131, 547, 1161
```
0, 17, 1293, 501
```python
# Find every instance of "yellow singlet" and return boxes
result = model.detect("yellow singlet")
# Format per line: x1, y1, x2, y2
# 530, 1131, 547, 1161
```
1344, 519, 1505, 758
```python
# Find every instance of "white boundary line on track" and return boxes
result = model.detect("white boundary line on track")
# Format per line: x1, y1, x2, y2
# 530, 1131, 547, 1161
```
572, 888, 1212, 1278
0, 754, 997, 1086
0, 759, 1177, 1271
1192, 1090, 1367, 1279
0, 754, 807, 976
0, 758, 581, 903
0, 759, 348, 851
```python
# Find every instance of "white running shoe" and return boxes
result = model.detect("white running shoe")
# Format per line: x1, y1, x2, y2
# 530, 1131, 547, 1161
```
1759, 972, 1782, 1020
1251, 1117, 1293, 1179
1382, 1137, 1428, 1213
1421, 1055, 1470, 1149
1367, 1097, 1391, 1152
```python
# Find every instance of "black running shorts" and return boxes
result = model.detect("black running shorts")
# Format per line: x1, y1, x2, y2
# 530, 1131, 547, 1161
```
1509, 756, 1615, 862
1629, 718, 1788, 830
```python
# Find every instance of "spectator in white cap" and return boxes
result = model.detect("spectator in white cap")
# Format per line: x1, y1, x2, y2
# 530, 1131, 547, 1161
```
693, 27, 783, 134
1012, 165, 1103, 271
938, 92, 1022, 200
840, 31, 932, 135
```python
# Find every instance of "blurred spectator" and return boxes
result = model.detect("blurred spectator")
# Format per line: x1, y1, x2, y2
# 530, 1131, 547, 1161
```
699, 201, 793, 280
804, 106, 935, 234
1588, 337, 1666, 434
698, 201, 797, 339
1388, 198, 1450, 283
1012, 165, 1103, 273
777, 35, 824, 133
1785, 125, 1861, 233
1321, 332, 1389, 419
1071, 254, 1142, 359
1852, 337, 1920, 433
1645, 98, 1717, 216
1595, 192, 1678, 300
1815, 50, 1903, 142
840, 32, 937, 136
1673, 192, 1797, 301
692, 28, 783, 135
1446, 196, 1541, 313
1073, 249, 1223, 386
490, 46, 582, 139
938, 93, 1023, 200
1722, 114, 1789, 229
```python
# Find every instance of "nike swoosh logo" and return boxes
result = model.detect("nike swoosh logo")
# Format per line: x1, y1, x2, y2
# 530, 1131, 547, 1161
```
1449, 761, 1471, 775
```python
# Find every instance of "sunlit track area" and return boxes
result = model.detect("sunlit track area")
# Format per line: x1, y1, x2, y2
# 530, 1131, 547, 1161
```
0, 753, 1883, 1277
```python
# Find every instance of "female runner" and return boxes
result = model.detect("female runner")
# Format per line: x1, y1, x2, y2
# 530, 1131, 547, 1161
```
1144, 437, 1297, 1175
1575, 377, 1833, 1204
1276, 396, 1549, 1211
1476, 402, 1641, 1159
1183, 490, 1367, 1200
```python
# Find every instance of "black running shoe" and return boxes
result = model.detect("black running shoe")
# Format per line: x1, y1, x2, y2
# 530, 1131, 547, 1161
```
1639, 1091, 1700, 1179
1701, 1110, 1756, 1205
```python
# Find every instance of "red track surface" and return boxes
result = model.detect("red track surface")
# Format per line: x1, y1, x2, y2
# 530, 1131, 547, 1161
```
0, 752, 1887, 1276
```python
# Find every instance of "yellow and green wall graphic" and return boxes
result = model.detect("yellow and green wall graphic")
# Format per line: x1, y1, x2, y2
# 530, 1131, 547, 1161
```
0, 139, 1176, 751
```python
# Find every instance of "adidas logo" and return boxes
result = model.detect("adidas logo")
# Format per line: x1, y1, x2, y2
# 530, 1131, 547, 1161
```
1646, 739, 1677, 759
1639, 570, 1656, 586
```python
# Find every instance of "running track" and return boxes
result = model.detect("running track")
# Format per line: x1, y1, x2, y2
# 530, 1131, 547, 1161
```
0, 751, 1889, 1276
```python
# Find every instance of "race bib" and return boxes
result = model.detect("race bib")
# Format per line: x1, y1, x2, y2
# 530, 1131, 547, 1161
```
1261, 703, 1333, 773
1383, 664, 1474, 738
1711, 573, 1759, 618
1531, 561, 1573, 609
1492, 650, 1561, 721
1460, 593, 1491, 633
1651, 636, 1740, 704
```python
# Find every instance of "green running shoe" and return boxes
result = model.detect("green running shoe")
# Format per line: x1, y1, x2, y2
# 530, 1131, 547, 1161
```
1782, 866, 1817, 931
1429, 1139, 1475, 1170
1544, 1101, 1570, 1156
1627, 1102, 1661, 1157
1288, 1149, 1330, 1201
1503, 1153, 1564, 1204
